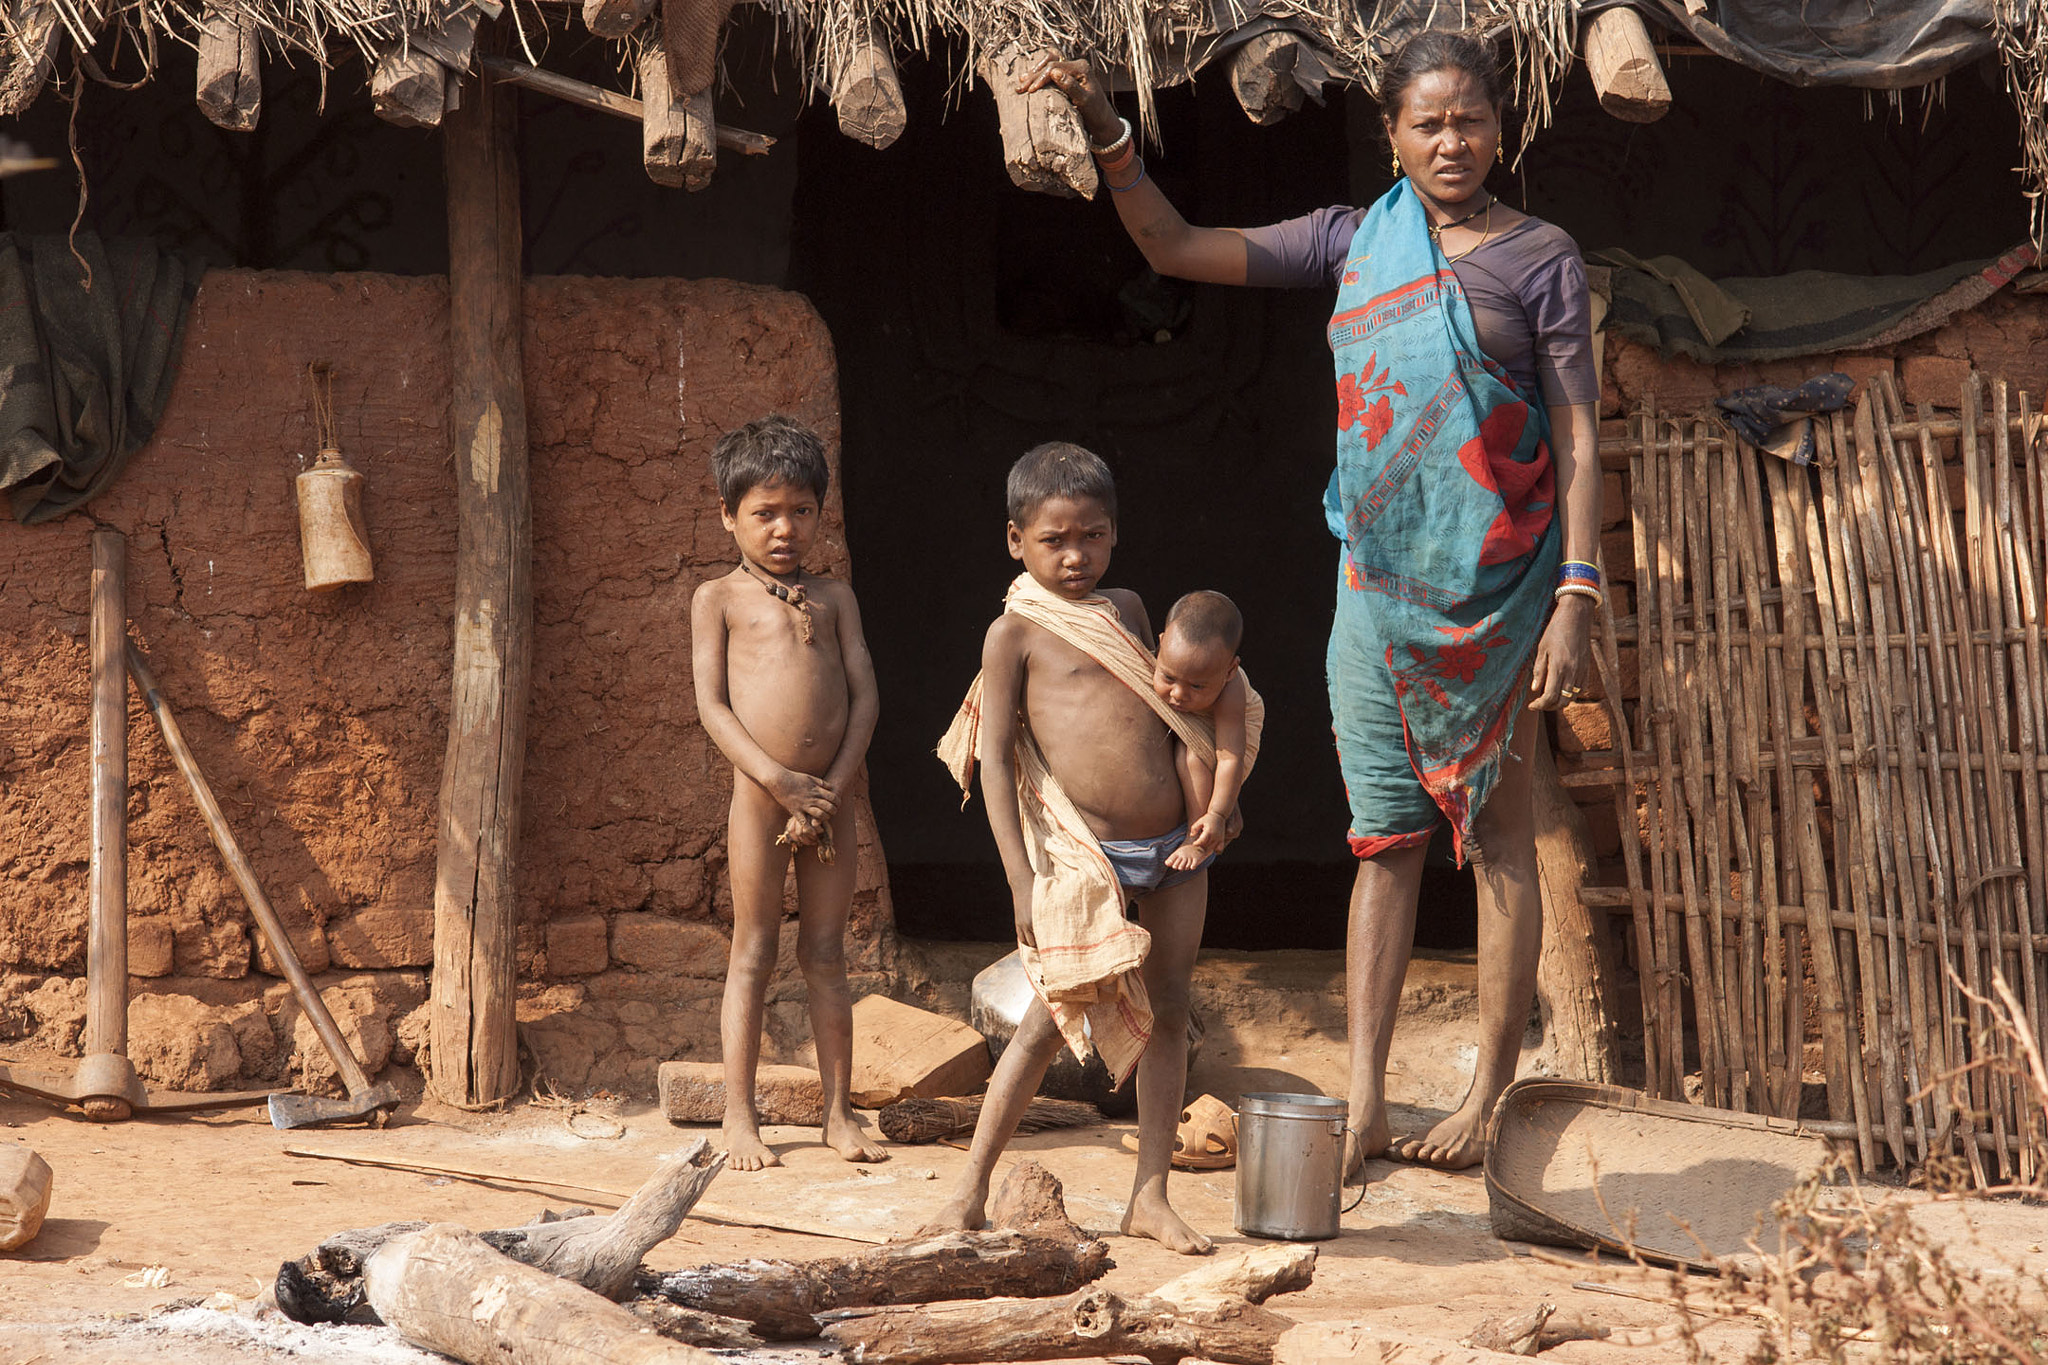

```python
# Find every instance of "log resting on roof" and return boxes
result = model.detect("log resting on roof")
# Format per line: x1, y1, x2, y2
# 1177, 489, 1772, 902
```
196, 5, 261, 130
582, 0, 656, 39
1229, 30, 1309, 125
1581, 6, 1670, 123
829, 26, 906, 148
978, 44, 1098, 200
372, 46, 448, 127
639, 42, 716, 189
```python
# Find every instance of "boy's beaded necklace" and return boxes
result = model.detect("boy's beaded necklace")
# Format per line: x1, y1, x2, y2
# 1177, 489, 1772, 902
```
740, 559, 815, 643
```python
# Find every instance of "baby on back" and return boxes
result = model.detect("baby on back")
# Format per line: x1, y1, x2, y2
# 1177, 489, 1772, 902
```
1151, 591, 1250, 872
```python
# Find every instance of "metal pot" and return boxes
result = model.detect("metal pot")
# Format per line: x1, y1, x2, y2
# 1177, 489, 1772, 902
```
1235, 1091, 1346, 1240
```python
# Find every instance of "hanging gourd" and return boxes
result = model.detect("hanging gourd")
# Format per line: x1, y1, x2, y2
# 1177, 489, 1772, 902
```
294, 361, 374, 591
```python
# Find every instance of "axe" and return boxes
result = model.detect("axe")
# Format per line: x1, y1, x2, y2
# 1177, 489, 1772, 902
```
128, 644, 399, 1129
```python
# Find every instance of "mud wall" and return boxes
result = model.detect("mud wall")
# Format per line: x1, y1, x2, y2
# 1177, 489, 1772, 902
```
0, 270, 893, 1097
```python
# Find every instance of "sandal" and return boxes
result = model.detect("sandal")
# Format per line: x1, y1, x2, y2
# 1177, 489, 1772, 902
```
1120, 1094, 1238, 1170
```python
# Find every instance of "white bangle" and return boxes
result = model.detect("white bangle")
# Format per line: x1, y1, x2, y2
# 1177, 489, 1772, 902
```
1553, 583, 1604, 607
1089, 116, 1132, 158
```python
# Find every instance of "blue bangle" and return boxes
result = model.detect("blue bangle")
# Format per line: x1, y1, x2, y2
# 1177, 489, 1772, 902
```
1108, 158, 1147, 193
1558, 563, 1601, 584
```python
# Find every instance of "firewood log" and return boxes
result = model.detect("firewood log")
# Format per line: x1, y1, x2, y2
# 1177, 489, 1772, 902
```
627, 1298, 765, 1349
372, 46, 447, 128
582, 0, 657, 38
1149, 1244, 1317, 1311
822, 1287, 1295, 1365
366, 1223, 720, 1365
638, 42, 715, 189
276, 1139, 720, 1323
1229, 31, 1306, 125
1581, 7, 1670, 123
639, 1227, 1113, 1340
829, 27, 905, 148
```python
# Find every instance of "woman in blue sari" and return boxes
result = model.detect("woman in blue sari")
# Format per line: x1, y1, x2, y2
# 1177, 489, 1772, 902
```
1030, 31, 1602, 1177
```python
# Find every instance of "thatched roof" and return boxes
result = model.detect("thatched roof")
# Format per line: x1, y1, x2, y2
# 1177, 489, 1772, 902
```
1, 0, 2044, 241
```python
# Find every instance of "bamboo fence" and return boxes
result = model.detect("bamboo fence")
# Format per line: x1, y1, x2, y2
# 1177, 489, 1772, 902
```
1573, 370, 2048, 1184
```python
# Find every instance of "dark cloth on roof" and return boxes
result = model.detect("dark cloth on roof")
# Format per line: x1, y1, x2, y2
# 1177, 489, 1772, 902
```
1592, 244, 2037, 364
1589, 0, 1997, 89
1240, 205, 1600, 408
0, 233, 199, 524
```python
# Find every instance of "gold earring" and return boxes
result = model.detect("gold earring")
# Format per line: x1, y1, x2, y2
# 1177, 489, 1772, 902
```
1390, 149, 1401, 174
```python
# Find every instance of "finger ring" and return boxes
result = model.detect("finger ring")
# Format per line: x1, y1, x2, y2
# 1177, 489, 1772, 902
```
1561, 685, 1585, 700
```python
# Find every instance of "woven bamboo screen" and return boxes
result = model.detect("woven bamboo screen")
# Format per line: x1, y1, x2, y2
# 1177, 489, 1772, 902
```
1575, 370, 2048, 1185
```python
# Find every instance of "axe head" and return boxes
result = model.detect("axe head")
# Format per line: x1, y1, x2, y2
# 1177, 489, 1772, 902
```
268, 1082, 402, 1130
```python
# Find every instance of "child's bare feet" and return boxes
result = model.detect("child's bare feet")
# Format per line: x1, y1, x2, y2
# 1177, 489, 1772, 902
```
1121, 1190, 1214, 1255
722, 1111, 781, 1171
1344, 1105, 1390, 1180
913, 1183, 988, 1237
1163, 838, 1206, 872
824, 1106, 888, 1163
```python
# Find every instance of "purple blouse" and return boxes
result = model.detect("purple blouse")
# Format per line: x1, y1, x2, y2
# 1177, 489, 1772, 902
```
1241, 206, 1600, 409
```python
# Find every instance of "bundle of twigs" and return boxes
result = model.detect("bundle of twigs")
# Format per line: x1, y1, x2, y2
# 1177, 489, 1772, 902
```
879, 1095, 1098, 1144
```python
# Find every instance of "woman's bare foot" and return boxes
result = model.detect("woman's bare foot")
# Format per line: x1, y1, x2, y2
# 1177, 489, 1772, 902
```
1121, 1190, 1214, 1255
824, 1107, 888, 1163
1389, 1098, 1488, 1169
722, 1112, 781, 1171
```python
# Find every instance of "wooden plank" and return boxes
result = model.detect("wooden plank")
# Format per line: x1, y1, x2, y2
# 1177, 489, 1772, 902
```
431, 59, 531, 1107
639, 42, 716, 189
1581, 6, 1671, 122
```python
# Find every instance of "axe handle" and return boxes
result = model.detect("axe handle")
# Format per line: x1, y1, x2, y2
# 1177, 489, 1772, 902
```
86, 532, 129, 1066
126, 644, 377, 1099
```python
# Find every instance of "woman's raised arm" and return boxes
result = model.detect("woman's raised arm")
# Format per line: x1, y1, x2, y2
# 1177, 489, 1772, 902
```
1021, 59, 1249, 287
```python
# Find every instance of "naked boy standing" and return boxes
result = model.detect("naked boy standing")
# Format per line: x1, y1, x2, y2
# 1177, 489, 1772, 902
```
690, 416, 886, 1170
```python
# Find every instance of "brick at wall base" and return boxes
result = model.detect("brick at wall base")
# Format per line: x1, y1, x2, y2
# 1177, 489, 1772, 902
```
659, 1059, 824, 1125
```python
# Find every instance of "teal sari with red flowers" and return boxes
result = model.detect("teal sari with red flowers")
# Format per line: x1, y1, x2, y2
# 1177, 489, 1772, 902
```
1322, 180, 1560, 862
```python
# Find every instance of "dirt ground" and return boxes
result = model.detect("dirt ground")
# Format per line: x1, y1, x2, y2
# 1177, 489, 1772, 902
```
3, 946, 2045, 1364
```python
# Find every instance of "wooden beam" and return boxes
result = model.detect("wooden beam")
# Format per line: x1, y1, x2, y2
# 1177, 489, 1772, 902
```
829, 28, 906, 148
1228, 31, 1306, 126
1581, 7, 1670, 123
582, 0, 657, 38
373, 47, 448, 128
432, 56, 530, 1108
195, 6, 261, 130
84, 529, 130, 1123
474, 54, 772, 154
638, 42, 715, 189
977, 44, 1098, 199
1531, 729, 1621, 1082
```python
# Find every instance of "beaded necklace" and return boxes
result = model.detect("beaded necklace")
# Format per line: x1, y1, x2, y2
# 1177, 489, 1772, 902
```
739, 559, 815, 643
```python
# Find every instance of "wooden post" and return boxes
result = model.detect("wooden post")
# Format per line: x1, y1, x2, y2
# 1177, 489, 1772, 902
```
639, 43, 716, 189
431, 56, 531, 1107
84, 530, 130, 1122
830, 28, 906, 149
195, 6, 261, 130
1229, 31, 1307, 126
1581, 7, 1670, 123
1532, 728, 1622, 1082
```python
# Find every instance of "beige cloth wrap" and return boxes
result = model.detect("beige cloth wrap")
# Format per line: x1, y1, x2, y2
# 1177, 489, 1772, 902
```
937, 574, 1264, 1084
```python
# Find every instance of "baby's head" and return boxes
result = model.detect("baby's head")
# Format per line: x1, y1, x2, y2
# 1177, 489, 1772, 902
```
1153, 591, 1242, 714
712, 416, 829, 574
1005, 442, 1118, 600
